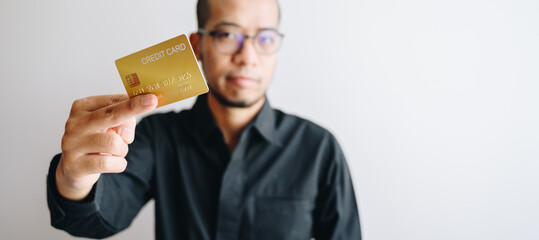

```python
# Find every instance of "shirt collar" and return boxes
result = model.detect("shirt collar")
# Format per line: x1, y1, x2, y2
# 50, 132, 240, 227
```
187, 94, 282, 147
251, 97, 282, 147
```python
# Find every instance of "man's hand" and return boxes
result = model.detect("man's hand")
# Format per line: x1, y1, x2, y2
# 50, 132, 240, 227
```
56, 94, 157, 201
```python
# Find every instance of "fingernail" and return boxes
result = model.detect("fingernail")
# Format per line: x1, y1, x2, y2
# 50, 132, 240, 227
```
120, 127, 134, 142
141, 95, 154, 106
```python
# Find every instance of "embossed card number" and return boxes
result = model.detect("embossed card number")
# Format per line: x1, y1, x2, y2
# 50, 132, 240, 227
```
115, 34, 208, 108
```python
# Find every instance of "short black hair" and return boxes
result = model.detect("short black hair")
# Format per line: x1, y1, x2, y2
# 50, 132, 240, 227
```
196, 0, 210, 29
196, 0, 281, 29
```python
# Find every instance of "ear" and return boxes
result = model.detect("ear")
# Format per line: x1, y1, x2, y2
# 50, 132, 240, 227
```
189, 33, 201, 61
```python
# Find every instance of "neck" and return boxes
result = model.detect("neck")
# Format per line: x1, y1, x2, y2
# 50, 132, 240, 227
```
207, 93, 265, 152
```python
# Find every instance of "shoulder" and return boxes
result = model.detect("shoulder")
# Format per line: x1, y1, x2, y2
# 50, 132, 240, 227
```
273, 109, 341, 151
136, 109, 195, 136
272, 109, 348, 185
138, 111, 181, 127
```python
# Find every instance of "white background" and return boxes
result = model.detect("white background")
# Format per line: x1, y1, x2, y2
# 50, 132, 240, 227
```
1, 0, 538, 239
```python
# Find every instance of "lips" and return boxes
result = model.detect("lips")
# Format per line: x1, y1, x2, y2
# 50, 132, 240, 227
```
226, 75, 258, 88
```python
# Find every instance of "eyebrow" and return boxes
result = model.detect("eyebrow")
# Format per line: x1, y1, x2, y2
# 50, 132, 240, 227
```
213, 21, 241, 28
212, 21, 279, 32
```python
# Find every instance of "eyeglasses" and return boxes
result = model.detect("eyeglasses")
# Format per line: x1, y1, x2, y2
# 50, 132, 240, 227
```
198, 28, 284, 55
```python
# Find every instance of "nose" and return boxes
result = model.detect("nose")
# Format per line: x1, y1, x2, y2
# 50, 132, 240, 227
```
232, 37, 259, 67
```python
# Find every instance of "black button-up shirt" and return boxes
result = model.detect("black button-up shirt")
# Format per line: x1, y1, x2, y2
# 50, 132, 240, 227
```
47, 94, 361, 239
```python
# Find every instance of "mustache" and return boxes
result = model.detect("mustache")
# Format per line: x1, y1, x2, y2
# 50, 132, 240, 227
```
226, 68, 261, 80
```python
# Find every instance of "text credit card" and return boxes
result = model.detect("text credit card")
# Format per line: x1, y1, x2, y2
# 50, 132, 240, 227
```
115, 34, 208, 108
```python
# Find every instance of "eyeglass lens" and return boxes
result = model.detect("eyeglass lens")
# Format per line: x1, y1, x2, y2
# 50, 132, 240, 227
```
212, 29, 282, 54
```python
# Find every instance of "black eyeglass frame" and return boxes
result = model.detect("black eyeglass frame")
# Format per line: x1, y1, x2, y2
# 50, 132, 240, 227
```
197, 28, 285, 55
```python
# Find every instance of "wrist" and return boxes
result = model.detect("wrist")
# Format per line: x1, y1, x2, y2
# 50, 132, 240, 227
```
55, 156, 94, 201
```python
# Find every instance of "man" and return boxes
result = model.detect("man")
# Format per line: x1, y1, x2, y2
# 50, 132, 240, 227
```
47, 0, 361, 239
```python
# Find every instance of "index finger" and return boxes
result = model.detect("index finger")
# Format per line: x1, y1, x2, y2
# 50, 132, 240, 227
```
85, 94, 158, 131
73, 94, 129, 112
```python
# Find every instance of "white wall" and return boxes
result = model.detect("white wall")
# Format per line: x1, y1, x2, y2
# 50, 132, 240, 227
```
1, 0, 538, 239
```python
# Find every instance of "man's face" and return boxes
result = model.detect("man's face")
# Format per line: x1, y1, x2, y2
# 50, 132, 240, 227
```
197, 0, 280, 108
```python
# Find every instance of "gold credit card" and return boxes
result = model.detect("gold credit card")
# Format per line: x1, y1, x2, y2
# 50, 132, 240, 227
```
115, 34, 208, 108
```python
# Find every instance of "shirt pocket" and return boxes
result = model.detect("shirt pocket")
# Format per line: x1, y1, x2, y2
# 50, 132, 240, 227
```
252, 196, 313, 240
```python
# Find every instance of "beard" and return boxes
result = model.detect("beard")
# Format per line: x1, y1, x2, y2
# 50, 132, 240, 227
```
209, 86, 265, 108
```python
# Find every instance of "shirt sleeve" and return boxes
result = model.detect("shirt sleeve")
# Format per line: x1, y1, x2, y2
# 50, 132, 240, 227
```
46, 117, 156, 238
312, 135, 362, 240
